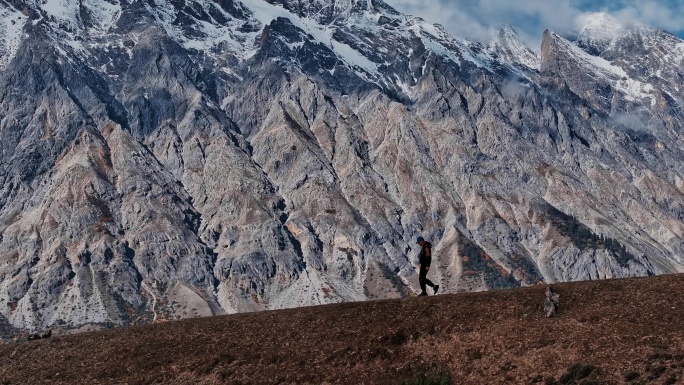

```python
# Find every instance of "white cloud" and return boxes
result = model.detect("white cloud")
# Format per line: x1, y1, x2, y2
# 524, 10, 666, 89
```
612, 1, 684, 33
384, 0, 581, 49
383, 0, 684, 50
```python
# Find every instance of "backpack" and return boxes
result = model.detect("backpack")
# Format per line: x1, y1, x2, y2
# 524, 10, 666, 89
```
419, 242, 432, 266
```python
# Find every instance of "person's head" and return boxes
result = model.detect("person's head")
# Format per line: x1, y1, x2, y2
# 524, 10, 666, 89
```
416, 236, 425, 246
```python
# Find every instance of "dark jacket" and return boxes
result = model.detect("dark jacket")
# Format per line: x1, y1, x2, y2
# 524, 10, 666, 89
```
418, 242, 432, 267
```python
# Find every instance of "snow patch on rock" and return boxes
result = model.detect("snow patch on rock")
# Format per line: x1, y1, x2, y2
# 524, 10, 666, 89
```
82, 0, 121, 35
559, 33, 656, 102
240, 0, 381, 77
0, 3, 28, 69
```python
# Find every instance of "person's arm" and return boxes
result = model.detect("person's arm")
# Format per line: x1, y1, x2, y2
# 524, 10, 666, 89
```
425, 246, 431, 270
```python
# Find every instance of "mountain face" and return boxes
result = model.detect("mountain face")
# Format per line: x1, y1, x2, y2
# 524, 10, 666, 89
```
0, 1, 682, 334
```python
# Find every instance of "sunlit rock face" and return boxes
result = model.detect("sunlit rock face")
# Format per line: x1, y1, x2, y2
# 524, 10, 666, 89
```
0, 0, 682, 334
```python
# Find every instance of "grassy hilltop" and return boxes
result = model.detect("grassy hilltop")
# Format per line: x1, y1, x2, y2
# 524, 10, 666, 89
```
2, 274, 684, 384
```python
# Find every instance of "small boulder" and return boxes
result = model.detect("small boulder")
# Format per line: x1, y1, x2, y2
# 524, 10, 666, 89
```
545, 287, 560, 303
28, 330, 52, 341
544, 297, 557, 317
544, 287, 560, 317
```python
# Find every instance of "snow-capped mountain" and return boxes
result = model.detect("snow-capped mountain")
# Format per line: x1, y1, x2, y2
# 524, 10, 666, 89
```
487, 25, 540, 71
576, 12, 624, 54
570, 12, 684, 103
0, 0, 683, 335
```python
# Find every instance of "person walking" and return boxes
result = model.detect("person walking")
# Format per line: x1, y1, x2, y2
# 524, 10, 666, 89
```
416, 236, 439, 296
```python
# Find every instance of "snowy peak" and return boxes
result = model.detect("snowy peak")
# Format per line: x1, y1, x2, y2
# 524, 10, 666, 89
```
575, 12, 624, 55
573, 12, 678, 59
1, 0, 537, 89
4, 0, 678, 104
548, 13, 684, 105
488, 25, 539, 70
577, 12, 623, 44
541, 30, 656, 107
134, 0, 500, 98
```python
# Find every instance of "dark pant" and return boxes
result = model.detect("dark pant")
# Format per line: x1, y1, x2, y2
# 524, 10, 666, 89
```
419, 265, 435, 293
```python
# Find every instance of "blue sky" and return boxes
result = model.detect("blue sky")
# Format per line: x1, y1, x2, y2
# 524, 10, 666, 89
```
384, 0, 684, 49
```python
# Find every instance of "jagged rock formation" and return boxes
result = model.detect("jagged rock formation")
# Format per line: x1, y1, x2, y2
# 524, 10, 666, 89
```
0, 1, 682, 334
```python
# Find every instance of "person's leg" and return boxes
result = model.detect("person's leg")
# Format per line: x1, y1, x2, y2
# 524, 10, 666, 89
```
424, 276, 435, 288
422, 267, 439, 294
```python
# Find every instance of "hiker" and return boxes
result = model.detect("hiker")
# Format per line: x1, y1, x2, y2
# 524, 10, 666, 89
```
416, 236, 439, 296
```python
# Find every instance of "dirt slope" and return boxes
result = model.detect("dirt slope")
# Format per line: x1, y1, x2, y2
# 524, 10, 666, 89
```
2, 274, 684, 385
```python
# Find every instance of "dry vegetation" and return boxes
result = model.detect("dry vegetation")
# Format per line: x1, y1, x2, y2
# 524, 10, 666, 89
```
2, 274, 684, 384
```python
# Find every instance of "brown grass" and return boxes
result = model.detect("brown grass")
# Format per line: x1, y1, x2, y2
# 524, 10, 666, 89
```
2, 274, 684, 384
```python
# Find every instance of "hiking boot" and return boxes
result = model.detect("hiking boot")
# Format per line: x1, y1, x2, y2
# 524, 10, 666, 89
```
418, 292, 428, 296
433, 285, 440, 295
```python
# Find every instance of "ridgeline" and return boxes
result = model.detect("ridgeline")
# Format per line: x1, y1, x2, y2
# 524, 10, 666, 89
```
2, 274, 684, 384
